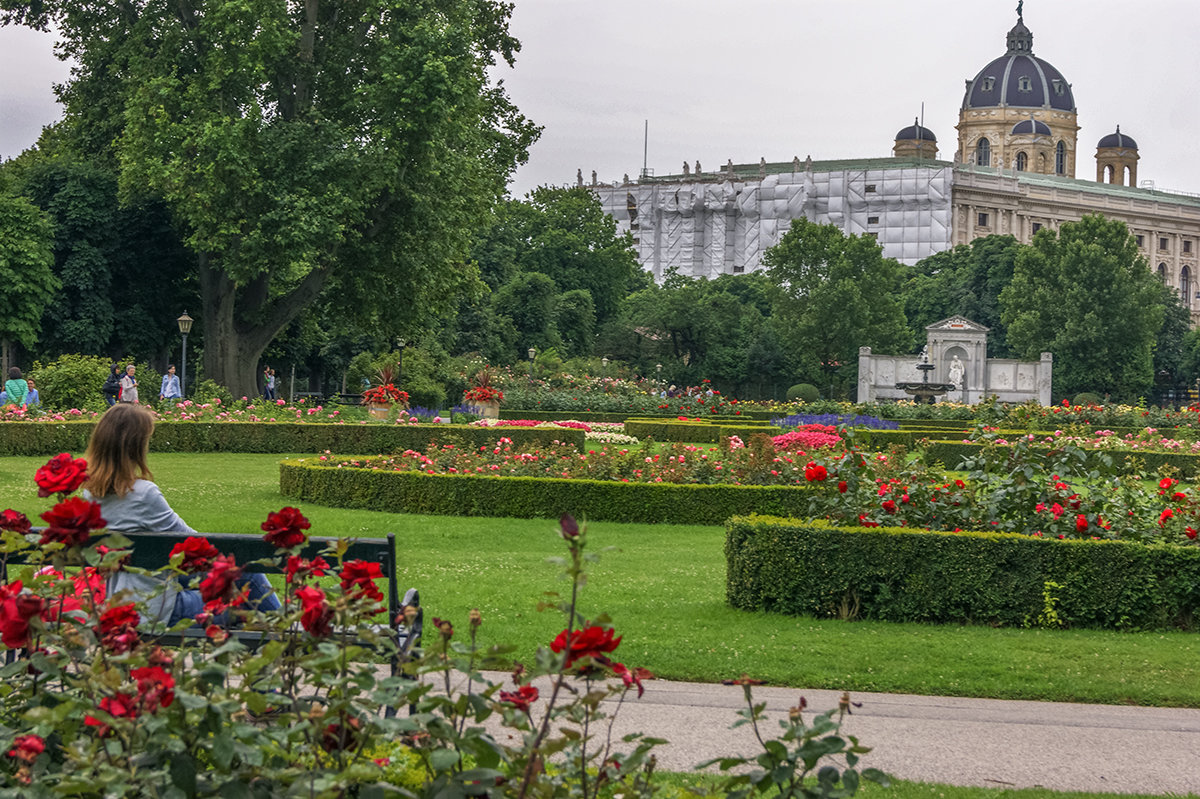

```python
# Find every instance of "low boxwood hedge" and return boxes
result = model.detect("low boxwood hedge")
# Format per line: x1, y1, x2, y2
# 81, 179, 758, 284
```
279, 460, 812, 525
725, 515, 1200, 631
503, 409, 779, 422
623, 419, 782, 443
920, 439, 1200, 476
0, 422, 584, 456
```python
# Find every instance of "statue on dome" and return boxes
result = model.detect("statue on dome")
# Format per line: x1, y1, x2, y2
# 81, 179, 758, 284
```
1017, 1, 1023, 20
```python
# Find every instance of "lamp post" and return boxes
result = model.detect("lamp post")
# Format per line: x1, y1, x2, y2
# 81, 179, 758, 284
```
176, 311, 194, 399
527, 347, 536, 385
601, 356, 609, 377
396, 338, 406, 388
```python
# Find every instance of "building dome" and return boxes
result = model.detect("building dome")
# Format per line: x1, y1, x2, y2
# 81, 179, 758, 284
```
961, 16, 1075, 112
895, 120, 937, 142
1097, 126, 1137, 150
1011, 118, 1052, 136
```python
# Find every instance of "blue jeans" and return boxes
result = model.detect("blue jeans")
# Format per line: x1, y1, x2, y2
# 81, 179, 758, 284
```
105, 395, 116, 407
169, 573, 281, 626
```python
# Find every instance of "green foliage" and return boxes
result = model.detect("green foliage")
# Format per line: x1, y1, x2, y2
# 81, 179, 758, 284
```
0, 422, 584, 456
725, 516, 1200, 631
1072, 392, 1103, 406
764, 219, 912, 386
281, 460, 815, 524
1025, 580, 1066, 629
623, 419, 782, 443
10, 0, 539, 396
492, 271, 562, 356
28, 354, 112, 412
190, 378, 235, 407
786, 383, 821, 403
0, 191, 58, 351
1000, 216, 1164, 400
903, 235, 1020, 357
555, 288, 597, 357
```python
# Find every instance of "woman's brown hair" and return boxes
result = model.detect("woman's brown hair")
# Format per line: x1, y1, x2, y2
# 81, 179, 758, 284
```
82, 404, 155, 498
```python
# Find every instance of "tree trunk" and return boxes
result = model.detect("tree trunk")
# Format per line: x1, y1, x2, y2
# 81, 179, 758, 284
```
198, 254, 329, 398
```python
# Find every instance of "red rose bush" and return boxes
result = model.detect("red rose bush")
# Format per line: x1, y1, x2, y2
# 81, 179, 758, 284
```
0, 454, 879, 797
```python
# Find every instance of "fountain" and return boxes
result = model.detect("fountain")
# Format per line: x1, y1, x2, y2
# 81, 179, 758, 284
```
895, 346, 956, 404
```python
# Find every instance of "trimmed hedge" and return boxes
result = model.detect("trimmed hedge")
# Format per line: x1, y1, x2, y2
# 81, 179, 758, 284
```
623, 419, 782, 443
279, 460, 812, 525
506, 408, 780, 422
725, 515, 1200, 631
0, 422, 585, 456
921, 439, 1200, 476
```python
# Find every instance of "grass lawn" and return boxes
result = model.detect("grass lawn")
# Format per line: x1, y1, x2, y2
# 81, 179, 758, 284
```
3, 452, 1200, 708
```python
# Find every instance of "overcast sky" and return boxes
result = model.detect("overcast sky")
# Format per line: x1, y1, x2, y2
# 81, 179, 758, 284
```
3, 1, 1199, 199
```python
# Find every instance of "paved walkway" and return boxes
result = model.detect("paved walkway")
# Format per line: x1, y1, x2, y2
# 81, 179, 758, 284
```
470, 672, 1200, 795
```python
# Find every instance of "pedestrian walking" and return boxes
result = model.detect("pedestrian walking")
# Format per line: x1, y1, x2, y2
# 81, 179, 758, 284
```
119, 364, 139, 404
159, 365, 181, 402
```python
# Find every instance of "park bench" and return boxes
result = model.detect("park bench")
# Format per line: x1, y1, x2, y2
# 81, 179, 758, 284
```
3, 531, 422, 681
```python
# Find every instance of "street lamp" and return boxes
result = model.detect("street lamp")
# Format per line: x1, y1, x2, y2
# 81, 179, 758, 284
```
176, 311, 194, 398
527, 347, 536, 385
601, 356, 609, 376
396, 338, 407, 388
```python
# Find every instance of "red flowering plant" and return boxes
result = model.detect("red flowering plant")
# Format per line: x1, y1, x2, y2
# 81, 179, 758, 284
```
361, 363, 410, 406
0, 456, 880, 798
463, 367, 504, 404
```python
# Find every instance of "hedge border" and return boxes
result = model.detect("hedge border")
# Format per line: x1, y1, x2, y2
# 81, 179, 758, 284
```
0, 422, 585, 456
623, 420, 783, 443
725, 515, 1200, 631
279, 459, 812, 525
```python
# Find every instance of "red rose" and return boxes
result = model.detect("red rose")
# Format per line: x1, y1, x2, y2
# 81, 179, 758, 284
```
0, 582, 45, 649
1075, 514, 1088, 533
1187, 527, 1198, 540
169, 537, 221, 574
85, 694, 138, 735
34, 453, 88, 498
550, 625, 621, 667
340, 560, 384, 604
498, 684, 539, 712
612, 663, 653, 698
97, 603, 140, 653
320, 715, 363, 752
261, 506, 311, 549
38, 497, 105, 548
199, 555, 243, 604
804, 463, 827, 482
285, 555, 330, 583
1160, 508, 1175, 525
0, 509, 31, 534
297, 586, 333, 637
132, 665, 175, 712
7, 734, 44, 763
837, 481, 848, 493
881, 499, 897, 514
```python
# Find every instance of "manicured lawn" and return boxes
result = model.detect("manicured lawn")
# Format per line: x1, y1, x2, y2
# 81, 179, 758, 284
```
3, 453, 1200, 707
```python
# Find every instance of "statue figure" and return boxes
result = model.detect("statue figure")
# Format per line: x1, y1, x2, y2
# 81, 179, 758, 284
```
683, 161, 690, 175
576, 169, 583, 187
694, 160, 701, 174
948, 355, 965, 389
1017, 0, 1023, 20
591, 170, 597, 186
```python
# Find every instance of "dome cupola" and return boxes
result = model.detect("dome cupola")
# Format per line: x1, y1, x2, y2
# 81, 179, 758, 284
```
1011, 117, 1052, 136
893, 118, 939, 159
1096, 125, 1139, 186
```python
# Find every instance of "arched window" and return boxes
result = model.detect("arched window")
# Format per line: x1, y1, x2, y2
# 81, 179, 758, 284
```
976, 138, 991, 167
1055, 141, 1066, 175
1104, 164, 1115, 183
1016, 151, 1028, 171
1158, 263, 1168, 283
1182, 265, 1191, 302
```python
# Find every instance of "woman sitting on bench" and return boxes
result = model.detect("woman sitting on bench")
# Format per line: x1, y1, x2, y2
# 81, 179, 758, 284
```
81, 404, 281, 625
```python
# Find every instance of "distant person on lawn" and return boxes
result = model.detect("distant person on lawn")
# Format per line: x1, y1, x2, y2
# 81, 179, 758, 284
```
160, 365, 181, 403
4, 367, 28, 407
119, 364, 138, 404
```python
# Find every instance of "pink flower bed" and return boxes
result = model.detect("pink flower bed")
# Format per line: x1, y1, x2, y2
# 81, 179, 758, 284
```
772, 424, 842, 451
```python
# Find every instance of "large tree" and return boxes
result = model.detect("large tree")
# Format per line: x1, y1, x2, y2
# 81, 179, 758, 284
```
762, 218, 912, 388
0, 192, 57, 374
2, 0, 538, 396
1000, 215, 1164, 400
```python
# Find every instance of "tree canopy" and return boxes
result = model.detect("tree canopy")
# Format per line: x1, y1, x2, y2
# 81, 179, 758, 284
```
1000, 215, 1165, 399
763, 218, 912, 386
1, 0, 539, 396
0, 192, 57, 372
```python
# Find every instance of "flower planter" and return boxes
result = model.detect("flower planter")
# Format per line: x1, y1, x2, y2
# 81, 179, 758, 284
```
368, 403, 392, 419
479, 400, 500, 419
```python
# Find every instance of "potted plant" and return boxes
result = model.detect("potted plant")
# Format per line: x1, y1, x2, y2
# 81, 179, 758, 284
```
463, 369, 504, 419
362, 364, 409, 419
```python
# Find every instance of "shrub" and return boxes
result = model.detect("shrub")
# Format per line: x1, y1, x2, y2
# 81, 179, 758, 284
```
725, 516, 1200, 631
786, 383, 821, 403
623, 419, 782, 443
190, 378, 235, 406
0, 422, 585, 456
1073, 392, 1104, 406
280, 461, 815, 524
29, 354, 113, 412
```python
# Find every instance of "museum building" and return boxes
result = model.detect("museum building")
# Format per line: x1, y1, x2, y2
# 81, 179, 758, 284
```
591, 9, 1200, 319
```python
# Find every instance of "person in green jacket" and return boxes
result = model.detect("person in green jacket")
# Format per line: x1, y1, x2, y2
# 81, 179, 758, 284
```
5, 367, 29, 407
